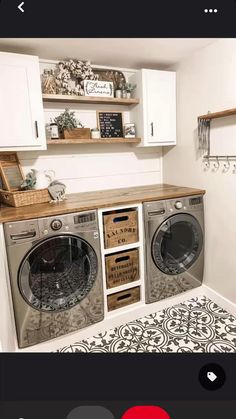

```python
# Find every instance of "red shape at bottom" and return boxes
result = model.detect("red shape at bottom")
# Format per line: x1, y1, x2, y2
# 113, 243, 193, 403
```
122, 405, 170, 419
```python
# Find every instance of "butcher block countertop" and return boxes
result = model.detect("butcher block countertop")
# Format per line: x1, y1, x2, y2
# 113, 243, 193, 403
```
0, 184, 205, 223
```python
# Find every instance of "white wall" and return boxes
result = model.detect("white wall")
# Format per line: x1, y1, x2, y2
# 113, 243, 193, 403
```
163, 38, 236, 304
17, 61, 162, 193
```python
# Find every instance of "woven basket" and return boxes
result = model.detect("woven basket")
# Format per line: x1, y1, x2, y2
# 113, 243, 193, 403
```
0, 188, 51, 207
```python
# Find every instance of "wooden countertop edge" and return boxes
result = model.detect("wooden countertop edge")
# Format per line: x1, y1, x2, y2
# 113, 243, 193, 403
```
0, 184, 206, 223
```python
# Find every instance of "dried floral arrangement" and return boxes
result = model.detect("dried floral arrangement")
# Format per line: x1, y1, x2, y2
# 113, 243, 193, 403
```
55, 60, 98, 95
42, 60, 127, 96
94, 69, 126, 90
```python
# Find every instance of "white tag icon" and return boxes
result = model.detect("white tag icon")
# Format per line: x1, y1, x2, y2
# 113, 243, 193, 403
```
207, 371, 217, 382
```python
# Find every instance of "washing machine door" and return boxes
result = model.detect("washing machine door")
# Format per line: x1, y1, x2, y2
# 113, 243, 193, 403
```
152, 213, 203, 275
18, 234, 98, 312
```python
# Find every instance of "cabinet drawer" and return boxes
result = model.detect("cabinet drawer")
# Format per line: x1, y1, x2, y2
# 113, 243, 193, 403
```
107, 286, 140, 312
103, 209, 138, 249
105, 249, 139, 289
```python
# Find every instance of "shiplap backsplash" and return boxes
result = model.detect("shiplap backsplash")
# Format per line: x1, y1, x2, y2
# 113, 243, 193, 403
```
18, 61, 162, 193
18, 145, 162, 193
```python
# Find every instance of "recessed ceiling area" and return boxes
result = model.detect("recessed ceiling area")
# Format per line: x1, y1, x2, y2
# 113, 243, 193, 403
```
0, 38, 217, 69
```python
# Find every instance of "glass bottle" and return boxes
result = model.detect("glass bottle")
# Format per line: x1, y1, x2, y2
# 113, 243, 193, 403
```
50, 119, 59, 139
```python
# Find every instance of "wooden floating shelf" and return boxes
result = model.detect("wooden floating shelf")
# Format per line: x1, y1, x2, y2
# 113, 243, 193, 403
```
198, 107, 236, 120
47, 138, 141, 145
42, 94, 140, 106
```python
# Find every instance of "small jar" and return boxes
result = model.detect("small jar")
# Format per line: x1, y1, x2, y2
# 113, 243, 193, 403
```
91, 128, 100, 139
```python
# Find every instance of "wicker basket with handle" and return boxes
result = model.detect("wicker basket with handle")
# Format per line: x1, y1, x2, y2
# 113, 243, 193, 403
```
0, 152, 51, 207
0, 188, 51, 207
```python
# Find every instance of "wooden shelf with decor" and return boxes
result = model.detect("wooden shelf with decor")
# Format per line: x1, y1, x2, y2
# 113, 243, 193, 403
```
42, 94, 140, 106
47, 138, 141, 145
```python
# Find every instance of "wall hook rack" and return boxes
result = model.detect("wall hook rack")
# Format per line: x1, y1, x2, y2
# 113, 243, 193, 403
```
198, 107, 236, 164
202, 155, 236, 172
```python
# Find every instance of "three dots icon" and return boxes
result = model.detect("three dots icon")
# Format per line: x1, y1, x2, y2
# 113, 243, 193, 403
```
204, 8, 218, 13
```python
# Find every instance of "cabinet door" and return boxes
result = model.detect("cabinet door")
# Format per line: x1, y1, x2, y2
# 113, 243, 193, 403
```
144, 69, 176, 145
0, 52, 46, 151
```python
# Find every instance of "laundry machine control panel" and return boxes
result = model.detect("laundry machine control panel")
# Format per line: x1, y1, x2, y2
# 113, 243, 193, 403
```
166, 195, 203, 214
144, 195, 203, 222
4, 210, 99, 244
37, 211, 99, 236
50, 219, 63, 230
174, 200, 183, 209
4, 220, 40, 245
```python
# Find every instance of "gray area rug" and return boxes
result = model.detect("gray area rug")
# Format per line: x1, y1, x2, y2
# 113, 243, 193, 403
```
57, 296, 236, 353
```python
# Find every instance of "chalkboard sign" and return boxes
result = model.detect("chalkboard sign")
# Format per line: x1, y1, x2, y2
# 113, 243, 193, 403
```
97, 111, 123, 138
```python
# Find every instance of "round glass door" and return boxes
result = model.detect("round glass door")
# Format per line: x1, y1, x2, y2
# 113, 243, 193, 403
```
152, 214, 203, 275
18, 235, 98, 312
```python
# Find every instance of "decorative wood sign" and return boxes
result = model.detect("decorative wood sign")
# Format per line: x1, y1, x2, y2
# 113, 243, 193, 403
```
84, 80, 114, 97
0, 152, 24, 191
97, 111, 123, 138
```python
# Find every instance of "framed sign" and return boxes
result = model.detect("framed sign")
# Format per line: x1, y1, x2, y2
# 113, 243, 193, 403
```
97, 111, 123, 138
84, 80, 114, 97
124, 123, 136, 138
0, 152, 24, 191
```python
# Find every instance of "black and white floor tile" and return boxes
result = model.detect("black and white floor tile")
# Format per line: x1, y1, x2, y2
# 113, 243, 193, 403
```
57, 296, 236, 353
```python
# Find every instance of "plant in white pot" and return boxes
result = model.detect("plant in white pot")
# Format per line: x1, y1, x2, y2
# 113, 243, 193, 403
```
124, 83, 137, 98
54, 108, 90, 140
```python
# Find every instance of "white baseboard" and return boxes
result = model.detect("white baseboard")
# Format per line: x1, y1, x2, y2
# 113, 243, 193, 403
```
202, 284, 236, 317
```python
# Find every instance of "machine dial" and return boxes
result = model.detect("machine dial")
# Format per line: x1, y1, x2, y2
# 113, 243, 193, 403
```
175, 201, 183, 210
50, 219, 62, 231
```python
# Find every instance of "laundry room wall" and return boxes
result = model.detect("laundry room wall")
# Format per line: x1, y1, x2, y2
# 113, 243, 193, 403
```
18, 61, 162, 193
163, 38, 236, 304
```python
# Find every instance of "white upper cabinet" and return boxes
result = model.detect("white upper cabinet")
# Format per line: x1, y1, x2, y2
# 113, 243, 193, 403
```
0, 52, 46, 151
130, 69, 176, 146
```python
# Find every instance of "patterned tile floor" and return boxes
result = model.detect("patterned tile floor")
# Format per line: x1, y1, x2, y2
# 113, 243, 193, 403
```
57, 296, 236, 353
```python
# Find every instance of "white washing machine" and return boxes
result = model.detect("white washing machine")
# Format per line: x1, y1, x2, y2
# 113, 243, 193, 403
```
4, 210, 104, 348
143, 195, 204, 303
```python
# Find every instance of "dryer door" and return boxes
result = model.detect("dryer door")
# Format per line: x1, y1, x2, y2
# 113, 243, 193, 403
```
152, 214, 203, 275
18, 234, 98, 312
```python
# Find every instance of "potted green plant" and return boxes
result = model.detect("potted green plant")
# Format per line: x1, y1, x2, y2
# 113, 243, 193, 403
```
54, 108, 90, 140
124, 82, 137, 98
